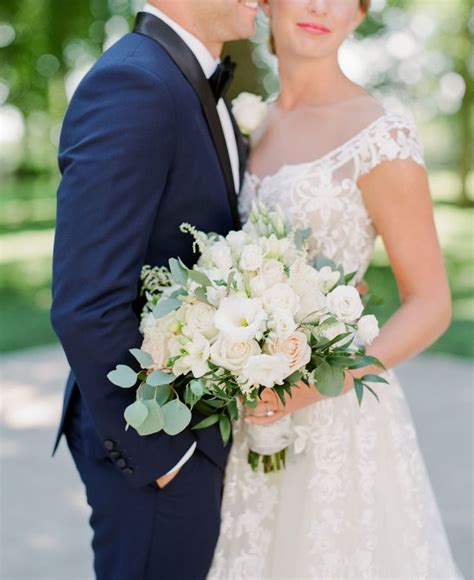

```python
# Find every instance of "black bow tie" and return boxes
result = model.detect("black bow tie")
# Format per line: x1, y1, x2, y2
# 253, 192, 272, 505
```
208, 56, 237, 102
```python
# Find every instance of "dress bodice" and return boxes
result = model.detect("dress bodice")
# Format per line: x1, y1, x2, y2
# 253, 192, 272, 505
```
238, 108, 425, 281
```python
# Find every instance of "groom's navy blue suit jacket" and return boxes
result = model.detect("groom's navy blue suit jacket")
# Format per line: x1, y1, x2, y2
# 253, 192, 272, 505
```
51, 15, 246, 489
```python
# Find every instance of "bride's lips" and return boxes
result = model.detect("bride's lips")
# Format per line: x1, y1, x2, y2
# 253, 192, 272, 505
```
239, 0, 259, 12
296, 22, 331, 35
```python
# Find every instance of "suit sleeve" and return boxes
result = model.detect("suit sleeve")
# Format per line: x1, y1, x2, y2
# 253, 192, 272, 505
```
51, 61, 196, 488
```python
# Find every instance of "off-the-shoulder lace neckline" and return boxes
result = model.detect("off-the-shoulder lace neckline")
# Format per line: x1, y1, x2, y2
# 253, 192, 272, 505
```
246, 106, 395, 187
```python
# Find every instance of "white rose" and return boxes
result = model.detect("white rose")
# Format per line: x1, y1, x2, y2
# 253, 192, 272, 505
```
316, 266, 341, 293
231, 92, 268, 135
183, 302, 217, 340
201, 241, 233, 272
268, 308, 297, 341
241, 354, 291, 389
240, 244, 263, 271
355, 314, 379, 345
210, 335, 261, 372
262, 283, 300, 315
266, 331, 311, 373
326, 285, 364, 323
214, 294, 267, 341
314, 317, 348, 346
261, 259, 285, 287
141, 311, 176, 369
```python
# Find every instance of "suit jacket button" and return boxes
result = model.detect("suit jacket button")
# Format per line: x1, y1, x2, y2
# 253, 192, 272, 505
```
117, 458, 127, 469
110, 451, 121, 460
123, 467, 134, 475
104, 440, 115, 451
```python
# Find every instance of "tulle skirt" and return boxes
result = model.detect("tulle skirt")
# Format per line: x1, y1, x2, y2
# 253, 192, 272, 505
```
208, 370, 462, 580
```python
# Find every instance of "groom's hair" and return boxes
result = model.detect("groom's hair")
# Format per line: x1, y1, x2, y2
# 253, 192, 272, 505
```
269, 0, 371, 54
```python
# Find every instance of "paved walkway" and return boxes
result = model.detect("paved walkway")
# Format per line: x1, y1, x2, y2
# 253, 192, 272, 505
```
1, 345, 473, 579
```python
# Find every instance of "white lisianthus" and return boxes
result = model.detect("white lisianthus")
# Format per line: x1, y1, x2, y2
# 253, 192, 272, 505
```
231, 92, 268, 135
266, 331, 311, 373
262, 283, 300, 315
259, 234, 295, 264
355, 314, 379, 345
241, 354, 291, 389
326, 285, 364, 323
226, 230, 248, 253
240, 244, 263, 271
316, 266, 341, 293
214, 294, 267, 341
173, 334, 210, 378
261, 259, 285, 287
249, 273, 267, 297
206, 284, 227, 307
141, 311, 177, 369
182, 302, 217, 340
288, 261, 327, 322
268, 308, 297, 340
210, 335, 261, 372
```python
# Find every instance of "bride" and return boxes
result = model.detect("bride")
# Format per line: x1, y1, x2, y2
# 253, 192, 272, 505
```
209, 0, 462, 578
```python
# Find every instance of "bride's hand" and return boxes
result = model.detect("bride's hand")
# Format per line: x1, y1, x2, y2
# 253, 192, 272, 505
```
245, 373, 355, 425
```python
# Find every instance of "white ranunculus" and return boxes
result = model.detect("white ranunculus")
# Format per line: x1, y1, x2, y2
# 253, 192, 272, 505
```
326, 285, 364, 323
262, 283, 300, 315
316, 266, 341, 293
241, 354, 291, 389
231, 92, 268, 135
183, 302, 217, 340
261, 259, 285, 287
141, 311, 177, 369
266, 331, 311, 373
240, 244, 264, 271
355, 314, 380, 345
210, 335, 261, 372
214, 294, 267, 341
268, 308, 297, 341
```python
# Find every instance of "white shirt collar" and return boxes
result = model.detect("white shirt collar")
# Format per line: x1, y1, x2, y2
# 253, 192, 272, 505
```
142, 3, 220, 79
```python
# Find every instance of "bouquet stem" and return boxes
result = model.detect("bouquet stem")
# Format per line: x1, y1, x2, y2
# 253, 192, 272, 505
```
248, 448, 287, 473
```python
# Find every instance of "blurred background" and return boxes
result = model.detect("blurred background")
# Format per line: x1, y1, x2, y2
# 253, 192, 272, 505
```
1, 0, 473, 578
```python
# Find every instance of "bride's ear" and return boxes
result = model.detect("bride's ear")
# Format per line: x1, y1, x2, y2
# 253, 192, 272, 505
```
351, 6, 367, 32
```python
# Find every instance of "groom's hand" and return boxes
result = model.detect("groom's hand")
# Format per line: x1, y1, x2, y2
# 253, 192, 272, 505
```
155, 467, 181, 489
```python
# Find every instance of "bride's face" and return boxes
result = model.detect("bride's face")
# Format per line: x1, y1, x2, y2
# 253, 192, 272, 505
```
266, 0, 365, 61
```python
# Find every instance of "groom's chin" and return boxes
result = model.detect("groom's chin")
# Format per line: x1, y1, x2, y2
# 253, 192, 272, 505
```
235, 0, 259, 38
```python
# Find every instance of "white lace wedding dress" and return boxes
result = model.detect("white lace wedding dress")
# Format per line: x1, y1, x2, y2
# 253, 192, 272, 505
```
208, 102, 462, 580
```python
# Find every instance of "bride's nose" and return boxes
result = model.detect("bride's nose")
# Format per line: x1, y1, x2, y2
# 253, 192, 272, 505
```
306, 0, 328, 16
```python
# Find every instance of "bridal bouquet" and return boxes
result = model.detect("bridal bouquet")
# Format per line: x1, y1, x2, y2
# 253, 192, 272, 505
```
108, 202, 387, 472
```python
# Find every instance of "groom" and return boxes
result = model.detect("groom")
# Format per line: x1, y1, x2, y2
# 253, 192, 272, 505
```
50, 1, 258, 578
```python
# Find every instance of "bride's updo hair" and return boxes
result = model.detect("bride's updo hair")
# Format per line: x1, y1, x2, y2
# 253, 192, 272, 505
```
269, 0, 371, 54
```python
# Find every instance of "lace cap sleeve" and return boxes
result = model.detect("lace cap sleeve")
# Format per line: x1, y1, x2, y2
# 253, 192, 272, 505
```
358, 112, 426, 178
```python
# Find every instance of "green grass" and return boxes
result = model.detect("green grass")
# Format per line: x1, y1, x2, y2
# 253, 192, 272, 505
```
0, 174, 472, 356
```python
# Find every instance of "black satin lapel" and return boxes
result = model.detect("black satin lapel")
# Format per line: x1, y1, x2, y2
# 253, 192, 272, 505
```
225, 99, 248, 190
134, 12, 240, 229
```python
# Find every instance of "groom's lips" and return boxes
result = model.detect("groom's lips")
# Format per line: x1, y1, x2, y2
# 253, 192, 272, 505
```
296, 22, 331, 35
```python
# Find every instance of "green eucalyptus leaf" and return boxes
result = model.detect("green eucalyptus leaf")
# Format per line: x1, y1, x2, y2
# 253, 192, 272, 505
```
137, 383, 156, 401
313, 361, 344, 397
189, 379, 205, 397
135, 400, 165, 436
219, 414, 231, 446
194, 286, 211, 304
152, 298, 181, 319
129, 348, 154, 369
156, 385, 172, 405
107, 365, 138, 388
354, 378, 364, 406
147, 370, 176, 387
162, 399, 192, 435
192, 414, 220, 430
124, 400, 149, 429
294, 227, 312, 249
169, 258, 188, 286
188, 269, 213, 287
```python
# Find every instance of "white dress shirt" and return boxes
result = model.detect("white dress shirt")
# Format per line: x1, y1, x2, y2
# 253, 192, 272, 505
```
142, 3, 239, 476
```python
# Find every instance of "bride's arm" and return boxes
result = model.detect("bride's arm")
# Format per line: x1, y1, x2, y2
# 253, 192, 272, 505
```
246, 159, 451, 423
